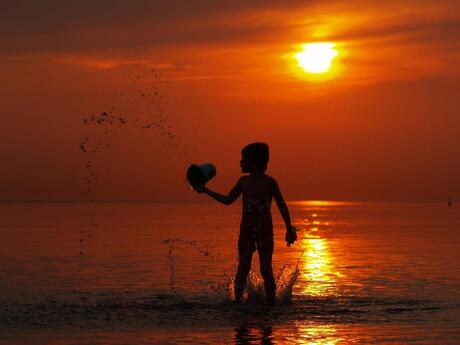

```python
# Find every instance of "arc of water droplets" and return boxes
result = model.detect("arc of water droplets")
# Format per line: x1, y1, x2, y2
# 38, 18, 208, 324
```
161, 238, 222, 291
75, 65, 184, 293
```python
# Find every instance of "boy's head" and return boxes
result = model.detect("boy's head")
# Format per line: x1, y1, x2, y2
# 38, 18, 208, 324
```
240, 142, 269, 173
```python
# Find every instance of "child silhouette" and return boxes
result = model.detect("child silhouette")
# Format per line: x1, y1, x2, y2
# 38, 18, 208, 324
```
196, 142, 297, 305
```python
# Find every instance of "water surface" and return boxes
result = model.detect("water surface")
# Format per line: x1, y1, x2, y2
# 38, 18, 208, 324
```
1, 201, 459, 344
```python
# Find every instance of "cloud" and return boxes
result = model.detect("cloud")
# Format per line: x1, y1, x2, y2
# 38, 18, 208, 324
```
0, 0, 310, 54
52, 56, 173, 70
2, 1, 459, 55
2, 0, 460, 85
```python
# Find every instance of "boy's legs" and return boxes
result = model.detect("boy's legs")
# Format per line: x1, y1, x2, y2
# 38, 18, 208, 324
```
257, 238, 276, 305
234, 239, 255, 303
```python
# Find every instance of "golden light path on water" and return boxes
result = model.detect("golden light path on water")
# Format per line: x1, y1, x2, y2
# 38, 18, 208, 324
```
295, 324, 343, 345
294, 201, 345, 296
292, 201, 345, 343
301, 237, 337, 296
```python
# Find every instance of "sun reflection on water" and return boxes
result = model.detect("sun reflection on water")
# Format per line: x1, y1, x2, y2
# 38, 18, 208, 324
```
298, 211, 343, 297
296, 324, 343, 344
290, 200, 356, 207
301, 237, 337, 296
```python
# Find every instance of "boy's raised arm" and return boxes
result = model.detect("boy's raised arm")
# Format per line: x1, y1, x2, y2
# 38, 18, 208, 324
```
199, 178, 242, 205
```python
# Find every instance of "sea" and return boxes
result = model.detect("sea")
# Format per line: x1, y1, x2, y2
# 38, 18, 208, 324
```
0, 201, 459, 344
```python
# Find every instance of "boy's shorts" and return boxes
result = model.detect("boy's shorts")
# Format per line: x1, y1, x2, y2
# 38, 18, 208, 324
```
238, 231, 274, 255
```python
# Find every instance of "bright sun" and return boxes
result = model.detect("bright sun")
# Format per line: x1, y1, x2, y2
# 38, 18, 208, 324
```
294, 42, 338, 74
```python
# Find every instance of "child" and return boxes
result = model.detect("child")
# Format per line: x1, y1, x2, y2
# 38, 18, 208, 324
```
196, 142, 297, 305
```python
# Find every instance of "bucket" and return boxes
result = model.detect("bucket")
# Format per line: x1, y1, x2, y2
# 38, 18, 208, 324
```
186, 163, 216, 189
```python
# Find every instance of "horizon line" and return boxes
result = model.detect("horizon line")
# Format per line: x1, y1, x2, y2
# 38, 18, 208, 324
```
0, 199, 452, 205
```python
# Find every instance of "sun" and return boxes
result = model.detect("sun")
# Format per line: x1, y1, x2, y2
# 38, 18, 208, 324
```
294, 43, 338, 74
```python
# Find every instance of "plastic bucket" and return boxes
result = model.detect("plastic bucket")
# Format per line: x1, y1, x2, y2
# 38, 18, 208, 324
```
186, 163, 216, 188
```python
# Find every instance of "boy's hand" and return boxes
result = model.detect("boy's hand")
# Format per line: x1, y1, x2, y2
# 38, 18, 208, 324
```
285, 226, 297, 247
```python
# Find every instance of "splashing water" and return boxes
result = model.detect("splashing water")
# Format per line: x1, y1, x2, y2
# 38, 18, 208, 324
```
162, 237, 299, 305
162, 238, 221, 291
75, 64, 187, 293
226, 266, 299, 305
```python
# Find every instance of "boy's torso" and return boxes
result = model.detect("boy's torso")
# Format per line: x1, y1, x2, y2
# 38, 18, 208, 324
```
239, 174, 275, 238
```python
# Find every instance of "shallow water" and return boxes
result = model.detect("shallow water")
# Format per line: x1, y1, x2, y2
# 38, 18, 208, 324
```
1, 201, 459, 344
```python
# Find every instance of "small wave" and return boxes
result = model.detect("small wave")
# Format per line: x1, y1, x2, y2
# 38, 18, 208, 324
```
0, 289, 447, 329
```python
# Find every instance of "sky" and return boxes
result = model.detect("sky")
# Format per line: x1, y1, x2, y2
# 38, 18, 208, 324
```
1, 0, 460, 202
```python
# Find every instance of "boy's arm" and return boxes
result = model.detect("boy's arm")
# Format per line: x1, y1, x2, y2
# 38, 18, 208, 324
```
200, 178, 242, 205
273, 179, 297, 246
273, 179, 292, 228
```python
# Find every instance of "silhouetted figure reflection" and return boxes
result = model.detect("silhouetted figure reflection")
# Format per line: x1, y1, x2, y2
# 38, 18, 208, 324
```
235, 323, 274, 345
196, 143, 297, 305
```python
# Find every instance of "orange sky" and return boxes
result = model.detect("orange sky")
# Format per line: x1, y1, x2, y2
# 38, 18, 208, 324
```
1, 0, 460, 202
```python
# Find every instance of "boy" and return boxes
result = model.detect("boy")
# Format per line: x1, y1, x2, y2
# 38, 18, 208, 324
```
196, 142, 297, 305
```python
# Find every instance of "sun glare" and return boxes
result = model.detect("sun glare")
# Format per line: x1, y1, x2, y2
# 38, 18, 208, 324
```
295, 43, 338, 74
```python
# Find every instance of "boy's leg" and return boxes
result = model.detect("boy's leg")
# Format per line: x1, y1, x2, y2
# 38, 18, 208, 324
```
234, 240, 255, 303
257, 239, 276, 305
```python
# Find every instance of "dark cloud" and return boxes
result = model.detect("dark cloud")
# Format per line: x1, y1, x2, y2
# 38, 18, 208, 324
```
0, 0, 304, 32
0, 19, 299, 54
0, 0, 310, 53
2, 0, 460, 56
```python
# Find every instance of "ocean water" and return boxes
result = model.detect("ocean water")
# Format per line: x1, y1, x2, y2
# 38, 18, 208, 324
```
0, 201, 459, 344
